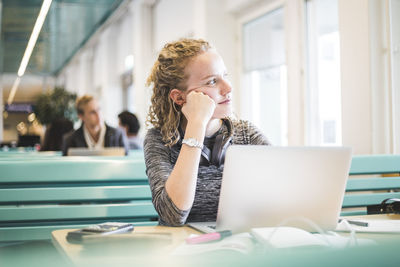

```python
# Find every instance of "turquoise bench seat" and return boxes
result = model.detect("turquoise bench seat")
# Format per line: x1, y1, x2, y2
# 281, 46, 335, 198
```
0, 149, 143, 160
342, 154, 400, 216
0, 157, 158, 242
0, 151, 62, 160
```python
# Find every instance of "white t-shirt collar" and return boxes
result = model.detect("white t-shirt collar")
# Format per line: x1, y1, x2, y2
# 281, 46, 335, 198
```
83, 123, 106, 149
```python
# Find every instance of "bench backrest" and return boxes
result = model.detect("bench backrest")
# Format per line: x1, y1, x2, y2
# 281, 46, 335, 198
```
342, 154, 400, 216
0, 156, 157, 242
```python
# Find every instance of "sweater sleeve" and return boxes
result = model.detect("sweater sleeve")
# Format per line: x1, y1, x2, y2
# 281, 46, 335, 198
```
233, 119, 271, 145
143, 129, 190, 226
246, 120, 271, 145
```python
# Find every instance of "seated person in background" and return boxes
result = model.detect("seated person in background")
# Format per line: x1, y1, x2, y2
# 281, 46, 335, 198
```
40, 117, 73, 151
144, 38, 270, 226
62, 95, 129, 156
118, 111, 143, 150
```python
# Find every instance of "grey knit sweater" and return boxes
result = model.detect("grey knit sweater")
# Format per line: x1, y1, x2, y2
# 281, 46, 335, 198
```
144, 119, 270, 226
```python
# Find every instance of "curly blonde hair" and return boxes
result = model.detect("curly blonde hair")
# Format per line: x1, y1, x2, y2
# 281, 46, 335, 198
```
146, 38, 212, 147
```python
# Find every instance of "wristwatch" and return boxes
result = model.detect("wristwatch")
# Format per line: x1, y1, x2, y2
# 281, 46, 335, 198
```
182, 138, 203, 149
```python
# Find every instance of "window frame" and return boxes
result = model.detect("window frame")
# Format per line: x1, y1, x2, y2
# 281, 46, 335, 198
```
236, 0, 306, 146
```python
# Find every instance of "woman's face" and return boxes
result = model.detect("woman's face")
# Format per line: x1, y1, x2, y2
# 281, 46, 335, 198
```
184, 50, 233, 119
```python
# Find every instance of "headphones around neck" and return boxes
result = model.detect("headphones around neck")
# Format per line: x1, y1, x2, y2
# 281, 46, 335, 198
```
178, 119, 233, 167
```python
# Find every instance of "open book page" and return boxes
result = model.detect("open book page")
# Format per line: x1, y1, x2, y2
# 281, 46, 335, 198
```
172, 227, 376, 256
336, 218, 400, 233
251, 227, 375, 249
251, 227, 326, 248
172, 233, 255, 255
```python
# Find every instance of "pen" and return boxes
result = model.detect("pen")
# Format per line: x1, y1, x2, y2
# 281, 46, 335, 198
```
338, 219, 369, 227
186, 230, 232, 244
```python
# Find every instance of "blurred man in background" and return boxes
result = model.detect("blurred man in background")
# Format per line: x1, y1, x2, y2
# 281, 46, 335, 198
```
62, 95, 128, 155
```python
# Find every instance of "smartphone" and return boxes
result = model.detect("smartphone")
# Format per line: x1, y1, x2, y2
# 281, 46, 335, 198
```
66, 222, 134, 243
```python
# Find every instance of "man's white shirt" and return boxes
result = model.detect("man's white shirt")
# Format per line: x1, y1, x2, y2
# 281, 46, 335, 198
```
83, 123, 106, 149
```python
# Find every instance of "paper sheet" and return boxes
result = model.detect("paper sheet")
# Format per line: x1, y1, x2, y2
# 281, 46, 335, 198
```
336, 219, 400, 233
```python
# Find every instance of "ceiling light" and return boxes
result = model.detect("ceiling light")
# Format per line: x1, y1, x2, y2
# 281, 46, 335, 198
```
18, 0, 53, 77
7, 0, 52, 106
7, 77, 21, 105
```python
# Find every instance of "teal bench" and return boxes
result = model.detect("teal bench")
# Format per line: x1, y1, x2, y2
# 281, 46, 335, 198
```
0, 149, 142, 160
0, 151, 62, 159
342, 154, 400, 216
0, 157, 158, 242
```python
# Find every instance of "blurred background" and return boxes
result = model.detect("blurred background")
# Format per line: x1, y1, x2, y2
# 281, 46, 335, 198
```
0, 0, 399, 154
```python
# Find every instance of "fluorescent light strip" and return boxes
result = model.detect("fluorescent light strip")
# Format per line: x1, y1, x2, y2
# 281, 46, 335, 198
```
17, 0, 52, 77
7, 77, 21, 105
8, 0, 52, 105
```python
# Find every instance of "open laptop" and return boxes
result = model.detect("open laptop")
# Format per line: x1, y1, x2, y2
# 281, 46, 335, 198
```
188, 146, 352, 233
67, 147, 125, 156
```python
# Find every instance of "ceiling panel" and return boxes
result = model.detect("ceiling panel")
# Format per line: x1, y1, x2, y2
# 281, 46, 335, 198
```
1, 0, 124, 76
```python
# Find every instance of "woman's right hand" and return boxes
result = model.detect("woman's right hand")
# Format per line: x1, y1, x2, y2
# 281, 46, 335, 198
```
181, 91, 215, 126
166, 90, 215, 211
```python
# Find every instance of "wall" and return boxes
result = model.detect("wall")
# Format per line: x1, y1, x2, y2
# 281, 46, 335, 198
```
391, 0, 400, 153
369, 0, 393, 154
338, 0, 373, 154
153, 0, 195, 51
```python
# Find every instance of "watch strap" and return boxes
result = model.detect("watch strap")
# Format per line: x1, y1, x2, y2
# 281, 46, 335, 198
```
182, 138, 203, 149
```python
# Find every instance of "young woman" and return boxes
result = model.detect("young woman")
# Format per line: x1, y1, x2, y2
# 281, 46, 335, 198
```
144, 38, 270, 226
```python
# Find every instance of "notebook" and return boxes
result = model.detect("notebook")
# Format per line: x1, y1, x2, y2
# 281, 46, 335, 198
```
336, 217, 400, 233
188, 146, 352, 233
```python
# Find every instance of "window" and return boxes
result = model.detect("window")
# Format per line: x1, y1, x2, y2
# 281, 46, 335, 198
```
242, 8, 287, 145
305, 0, 341, 146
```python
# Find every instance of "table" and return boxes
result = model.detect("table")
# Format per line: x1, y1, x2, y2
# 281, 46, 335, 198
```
52, 215, 400, 267
52, 225, 200, 266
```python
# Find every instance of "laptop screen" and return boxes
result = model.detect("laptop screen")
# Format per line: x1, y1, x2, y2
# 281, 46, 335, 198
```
216, 146, 352, 233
